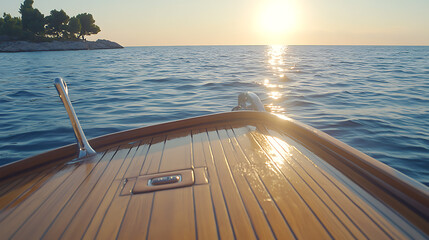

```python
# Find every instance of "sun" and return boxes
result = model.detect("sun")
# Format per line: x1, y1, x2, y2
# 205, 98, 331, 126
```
258, 1, 297, 38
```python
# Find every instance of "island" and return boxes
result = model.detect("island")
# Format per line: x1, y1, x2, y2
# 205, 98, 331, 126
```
0, 0, 123, 52
0, 39, 123, 52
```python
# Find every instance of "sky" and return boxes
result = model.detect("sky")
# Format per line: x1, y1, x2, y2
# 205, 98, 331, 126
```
2, 0, 429, 46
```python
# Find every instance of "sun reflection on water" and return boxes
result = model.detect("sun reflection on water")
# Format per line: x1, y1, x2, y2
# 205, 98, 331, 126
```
268, 45, 286, 67
260, 45, 289, 113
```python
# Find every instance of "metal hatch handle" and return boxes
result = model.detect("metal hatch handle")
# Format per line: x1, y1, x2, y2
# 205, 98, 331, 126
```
54, 77, 96, 158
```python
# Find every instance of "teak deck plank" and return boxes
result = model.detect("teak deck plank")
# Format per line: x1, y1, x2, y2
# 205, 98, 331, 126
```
191, 130, 207, 168
115, 144, 141, 180
0, 161, 60, 196
250, 127, 360, 239
91, 146, 140, 239
0, 164, 77, 238
269, 128, 419, 239
207, 128, 257, 240
141, 136, 166, 175
41, 150, 116, 239
190, 131, 218, 239
217, 128, 276, 239
81, 180, 122, 240
225, 127, 297, 239
0, 164, 61, 216
287, 134, 422, 239
263, 129, 371, 238
193, 185, 218, 240
193, 129, 235, 239
147, 187, 196, 239
278, 124, 429, 234
117, 192, 154, 239
159, 133, 192, 172
94, 186, 131, 239
232, 126, 332, 239
60, 148, 129, 239
0, 112, 426, 239
123, 139, 150, 179
265, 127, 404, 239
11, 152, 105, 240
82, 145, 139, 240
0, 166, 53, 209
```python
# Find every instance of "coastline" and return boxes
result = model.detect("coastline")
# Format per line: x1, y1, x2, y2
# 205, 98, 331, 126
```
0, 39, 123, 52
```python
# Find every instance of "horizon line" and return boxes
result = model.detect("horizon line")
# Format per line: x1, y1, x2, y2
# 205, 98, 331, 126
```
122, 43, 429, 47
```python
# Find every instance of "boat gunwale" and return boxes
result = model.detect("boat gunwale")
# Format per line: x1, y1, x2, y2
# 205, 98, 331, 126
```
0, 111, 428, 232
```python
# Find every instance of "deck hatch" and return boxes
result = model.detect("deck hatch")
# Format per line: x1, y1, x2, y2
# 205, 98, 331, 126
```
132, 169, 194, 194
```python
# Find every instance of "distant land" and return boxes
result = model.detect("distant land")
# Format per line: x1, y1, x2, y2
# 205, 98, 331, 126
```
0, 0, 124, 52
0, 39, 123, 52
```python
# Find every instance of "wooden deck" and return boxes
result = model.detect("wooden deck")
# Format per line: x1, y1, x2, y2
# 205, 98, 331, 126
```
0, 112, 427, 239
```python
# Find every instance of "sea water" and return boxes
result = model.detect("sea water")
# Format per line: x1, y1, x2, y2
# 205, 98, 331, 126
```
0, 45, 428, 186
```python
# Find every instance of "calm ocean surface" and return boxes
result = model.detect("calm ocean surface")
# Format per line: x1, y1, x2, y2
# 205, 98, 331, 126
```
0, 45, 428, 185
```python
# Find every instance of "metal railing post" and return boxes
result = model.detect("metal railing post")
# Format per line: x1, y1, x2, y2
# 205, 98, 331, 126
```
54, 77, 96, 158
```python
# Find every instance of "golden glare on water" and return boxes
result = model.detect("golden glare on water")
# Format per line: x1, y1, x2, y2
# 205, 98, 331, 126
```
268, 45, 287, 66
259, 45, 289, 113
269, 91, 282, 100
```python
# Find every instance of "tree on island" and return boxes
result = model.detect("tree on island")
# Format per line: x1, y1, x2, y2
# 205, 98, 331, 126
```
67, 17, 81, 39
76, 13, 100, 40
0, 13, 23, 39
45, 9, 69, 39
19, 0, 45, 38
0, 0, 100, 42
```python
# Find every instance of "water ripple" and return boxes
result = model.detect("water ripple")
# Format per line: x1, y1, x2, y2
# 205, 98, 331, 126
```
0, 45, 428, 186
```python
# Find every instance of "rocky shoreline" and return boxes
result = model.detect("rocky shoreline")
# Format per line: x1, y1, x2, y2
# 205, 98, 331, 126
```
0, 39, 123, 52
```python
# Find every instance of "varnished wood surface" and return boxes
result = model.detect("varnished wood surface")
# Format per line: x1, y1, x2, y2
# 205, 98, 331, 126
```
0, 112, 428, 239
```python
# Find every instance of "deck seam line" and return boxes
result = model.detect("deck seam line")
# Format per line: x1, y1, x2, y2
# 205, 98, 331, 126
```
196, 130, 221, 239
290, 152, 369, 238
113, 143, 142, 239
247, 127, 334, 239
274, 128, 405, 239
144, 192, 156, 240
301, 147, 403, 239
0, 168, 47, 201
225, 126, 281, 239
256, 126, 358, 239
136, 138, 153, 177
8, 160, 81, 238
190, 130, 194, 169
140, 138, 157, 175
215, 127, 259, 239
0, 163, 64, 221
190, 131, 200, 240
73, 146, 121, 239
40, 150, 108, 239
230, 127, 297, 239
115, 182, 135, 239
205, 129, 237, 239
0, 163, 68, 223
0, 175, 26, 195
303, 147, 396, 239
155, 136, 167, 173
93, 180, 125, 239
287, 146, 370, 238
53, 147, 119, 239
116, 141, 142, 180
191, 185, 198, 240
226, 127, 278, 237
90, 147, 135, 239
276, 133, 370, 238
